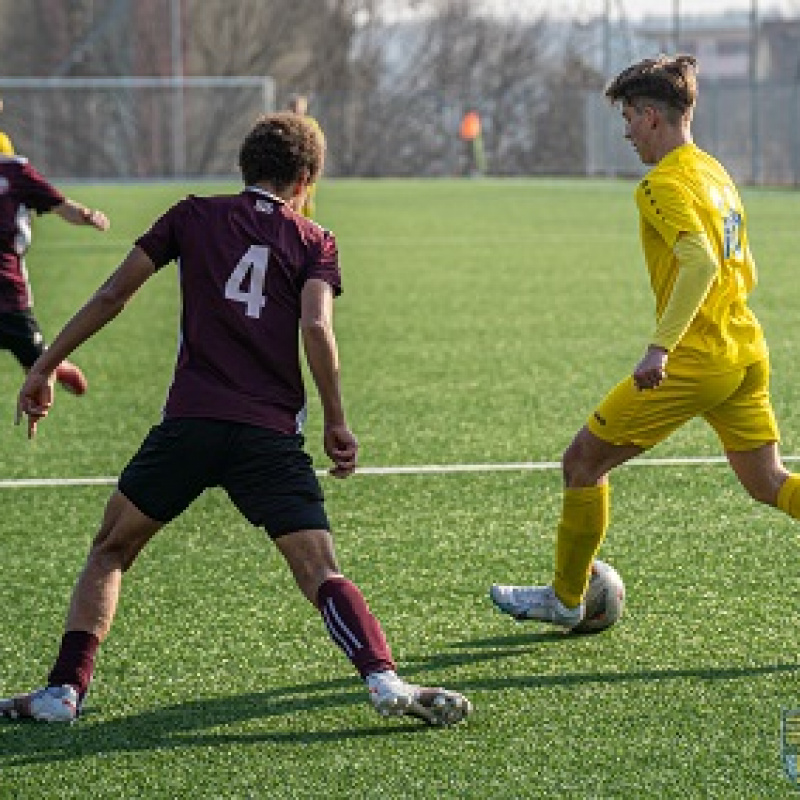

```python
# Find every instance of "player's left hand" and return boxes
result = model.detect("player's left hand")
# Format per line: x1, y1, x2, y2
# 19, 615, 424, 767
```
84, 208, 111, 231
90, 209, 111, 231
633, 345, 668, 390
16, 371, 55, 438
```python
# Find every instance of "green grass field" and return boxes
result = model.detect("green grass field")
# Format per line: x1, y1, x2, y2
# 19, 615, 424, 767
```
1, 177, 800, 798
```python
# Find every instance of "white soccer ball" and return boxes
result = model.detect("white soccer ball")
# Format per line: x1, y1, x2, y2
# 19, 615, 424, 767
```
571, 559, 625, 634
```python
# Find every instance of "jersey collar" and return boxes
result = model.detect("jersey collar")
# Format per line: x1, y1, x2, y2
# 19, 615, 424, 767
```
244, 186, 286, 206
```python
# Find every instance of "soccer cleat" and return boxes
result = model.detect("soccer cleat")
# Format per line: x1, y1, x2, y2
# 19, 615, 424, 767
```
55, 361, 88, 396
489, 583, 584, 628
0, 685, 80, 722
366, 670, 472, 727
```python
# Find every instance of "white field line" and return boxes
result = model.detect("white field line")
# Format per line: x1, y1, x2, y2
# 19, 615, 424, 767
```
2, 454, 800, 488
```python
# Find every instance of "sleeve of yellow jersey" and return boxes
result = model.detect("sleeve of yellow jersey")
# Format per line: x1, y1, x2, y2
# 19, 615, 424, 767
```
635, 175, 703, 247
651, 232, 718, 351
636, 176, 718, 352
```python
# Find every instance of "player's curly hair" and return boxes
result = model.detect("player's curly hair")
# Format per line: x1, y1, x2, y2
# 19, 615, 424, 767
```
605, 54, 698, 118
239, 112, 324, 190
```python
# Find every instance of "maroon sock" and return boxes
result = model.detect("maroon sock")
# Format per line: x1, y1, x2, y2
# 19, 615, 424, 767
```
47, 630, 100, 700
317, 577, 396, 679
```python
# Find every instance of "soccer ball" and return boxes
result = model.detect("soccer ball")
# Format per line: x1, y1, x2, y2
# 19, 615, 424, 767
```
571, 559, 625, 634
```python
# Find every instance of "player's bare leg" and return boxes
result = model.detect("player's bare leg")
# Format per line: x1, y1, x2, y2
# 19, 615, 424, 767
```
727, 441, 800, 521
726, 442, 790, 506
63, 491, 162, 637
1, 492, 161, 722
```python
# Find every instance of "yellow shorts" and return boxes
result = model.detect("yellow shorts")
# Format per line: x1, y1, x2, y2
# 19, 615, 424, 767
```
585, 358, 779, 452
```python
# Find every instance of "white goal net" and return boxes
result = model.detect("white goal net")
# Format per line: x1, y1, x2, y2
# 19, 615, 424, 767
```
0, 76, 275, 180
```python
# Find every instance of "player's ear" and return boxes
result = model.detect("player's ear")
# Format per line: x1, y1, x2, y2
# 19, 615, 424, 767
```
292, 169, 311, 195
287, 171, 310, 212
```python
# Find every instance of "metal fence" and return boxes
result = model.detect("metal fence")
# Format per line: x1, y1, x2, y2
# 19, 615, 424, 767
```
586, 80, 800, 185
2, 76, 799, 185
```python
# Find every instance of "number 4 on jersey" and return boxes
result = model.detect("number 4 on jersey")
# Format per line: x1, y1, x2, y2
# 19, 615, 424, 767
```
224, 245, 269, 318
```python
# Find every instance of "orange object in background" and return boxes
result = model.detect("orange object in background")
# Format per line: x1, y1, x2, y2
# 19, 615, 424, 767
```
459, 111, 481, 141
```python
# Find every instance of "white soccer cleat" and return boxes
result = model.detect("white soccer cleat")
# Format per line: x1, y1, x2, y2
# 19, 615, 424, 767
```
489, 583, 584, 628
0, 685, 80, 723
366, 670, 472, 727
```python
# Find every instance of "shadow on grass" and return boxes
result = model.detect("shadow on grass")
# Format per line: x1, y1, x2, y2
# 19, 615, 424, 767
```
3, 631, 797, 768
412, 630, 800, 691
398, 629, 577, 671
0, 633, 563, 767
466, 659, 800, 690
0, 676, 439, 767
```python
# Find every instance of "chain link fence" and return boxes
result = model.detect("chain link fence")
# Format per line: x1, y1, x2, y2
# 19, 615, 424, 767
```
3, 77, 800, 185
586, 80, 800, 185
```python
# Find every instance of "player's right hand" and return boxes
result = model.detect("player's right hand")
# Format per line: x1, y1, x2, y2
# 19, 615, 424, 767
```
632, 345, 668, 391
324, 423, 358, 478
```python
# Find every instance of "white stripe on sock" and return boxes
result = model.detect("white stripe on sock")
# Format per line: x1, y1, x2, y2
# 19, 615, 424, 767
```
324, 596, 364, 652
321, 605, 354, 657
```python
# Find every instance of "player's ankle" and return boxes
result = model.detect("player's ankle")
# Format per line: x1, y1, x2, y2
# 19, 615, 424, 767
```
365, 669, 397, 686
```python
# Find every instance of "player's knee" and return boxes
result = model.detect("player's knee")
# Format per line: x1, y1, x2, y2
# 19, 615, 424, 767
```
562, 440, 595, 487
276, 529, 340, 603
87, 536, 131, 573
562, 441, 578, 476
88, 491, 159, 571
740, 479, 779, 507
735, 464, 787, 506
89, 522, 150, 572
294, 562, 341, 605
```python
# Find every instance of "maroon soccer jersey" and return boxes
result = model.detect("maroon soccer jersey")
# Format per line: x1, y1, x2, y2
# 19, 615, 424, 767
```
0, 157, 65, 312
135, 187, 342, 434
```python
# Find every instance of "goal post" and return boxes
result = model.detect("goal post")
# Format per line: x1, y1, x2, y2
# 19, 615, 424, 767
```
0, 76, 276, 180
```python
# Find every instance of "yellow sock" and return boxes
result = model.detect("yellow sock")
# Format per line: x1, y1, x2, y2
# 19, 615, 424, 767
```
777, 475, 800, 518
552, 485, 609, 608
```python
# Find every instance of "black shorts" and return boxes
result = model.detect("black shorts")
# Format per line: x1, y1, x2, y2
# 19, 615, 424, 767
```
118, 418, 329, 538
0, 309, 45, 368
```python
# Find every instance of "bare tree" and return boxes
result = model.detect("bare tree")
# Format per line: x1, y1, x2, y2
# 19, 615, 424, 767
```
0, 0, 601, 178
337, 2, 566, 176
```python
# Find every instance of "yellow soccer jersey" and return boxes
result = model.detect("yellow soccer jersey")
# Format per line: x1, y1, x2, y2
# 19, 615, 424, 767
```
301, 116, 322, 218
636, 142, 767, 375
0, 131, 14, 155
